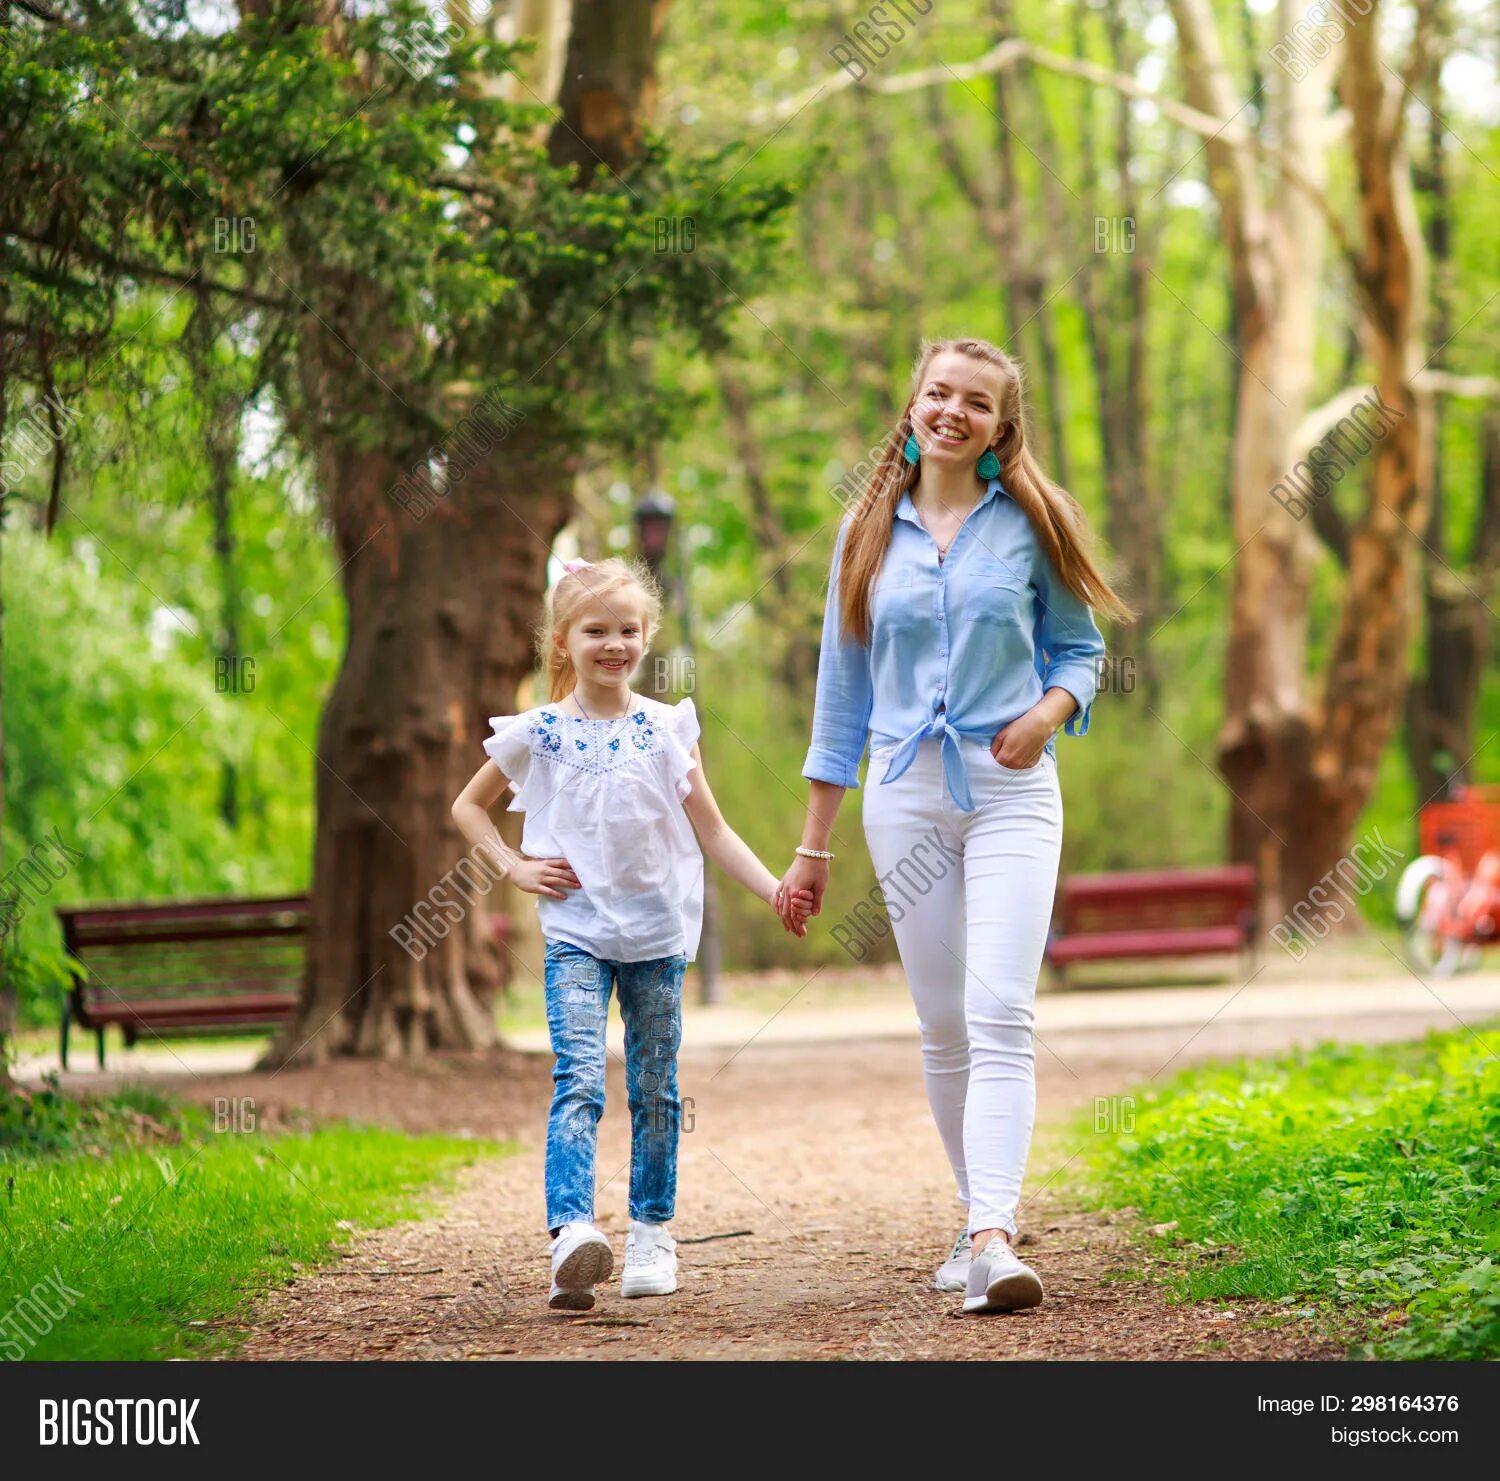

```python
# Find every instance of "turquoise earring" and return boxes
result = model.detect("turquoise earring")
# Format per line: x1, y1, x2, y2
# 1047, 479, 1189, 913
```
905, 432, 1001, 478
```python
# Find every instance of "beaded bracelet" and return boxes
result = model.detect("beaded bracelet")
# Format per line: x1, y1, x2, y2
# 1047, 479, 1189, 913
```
794, 847, 835, 860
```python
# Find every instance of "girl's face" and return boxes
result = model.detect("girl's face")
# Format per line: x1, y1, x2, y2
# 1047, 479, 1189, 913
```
559, 590, 647, 692
908, 351, 1009, 470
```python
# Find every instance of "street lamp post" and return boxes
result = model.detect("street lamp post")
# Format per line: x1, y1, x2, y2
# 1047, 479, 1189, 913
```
632, 491, 723, 1006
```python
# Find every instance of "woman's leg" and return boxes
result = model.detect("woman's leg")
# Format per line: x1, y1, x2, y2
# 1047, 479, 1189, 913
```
542, 939, 614, 1232
615, 952, 686, 1223
863, 741, 972, 1211
956, 748, 1063, 1242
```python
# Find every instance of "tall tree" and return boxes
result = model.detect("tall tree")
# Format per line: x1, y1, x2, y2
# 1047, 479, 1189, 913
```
0, 0, 788, 1060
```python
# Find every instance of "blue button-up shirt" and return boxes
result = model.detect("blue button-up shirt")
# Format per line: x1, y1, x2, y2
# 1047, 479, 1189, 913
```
802, 477, 1106, 812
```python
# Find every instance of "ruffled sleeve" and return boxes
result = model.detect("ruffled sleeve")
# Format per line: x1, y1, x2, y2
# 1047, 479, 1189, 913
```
481, 714, 533, 793
663, 697, 701, 801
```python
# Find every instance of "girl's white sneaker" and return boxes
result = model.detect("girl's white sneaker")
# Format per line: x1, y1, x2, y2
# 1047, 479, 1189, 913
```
934, 1227, 972, 1292
620, 1220, 678, 1298
961, 1236, 1044, 1314
549, 1222, 613, 1310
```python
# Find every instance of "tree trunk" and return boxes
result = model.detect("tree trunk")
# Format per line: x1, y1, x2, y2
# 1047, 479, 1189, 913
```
1175, 0, 1434, 920
0, 370, 11, 1090
546, 0, 668, 178
1401, 13, 1495, 804
1297, 2, 1433, 899
265, 0, 669, 1063
1072, 0, 1163, 694
1171, 0, 1334, 923
262, 426, 573, 1065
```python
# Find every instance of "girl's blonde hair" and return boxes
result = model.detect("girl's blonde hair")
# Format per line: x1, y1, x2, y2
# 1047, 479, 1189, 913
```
838, 337, 1134, 644
540, 556, 664, 702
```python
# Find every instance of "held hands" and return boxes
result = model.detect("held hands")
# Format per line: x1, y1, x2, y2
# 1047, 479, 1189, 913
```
773, 883, 816, 938
774, 854, 829, 937
507, 855, 581, 901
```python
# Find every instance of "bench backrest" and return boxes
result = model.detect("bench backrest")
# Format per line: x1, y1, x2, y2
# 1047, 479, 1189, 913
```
57, 896, 310, 1006
1058, 866, 1257, 936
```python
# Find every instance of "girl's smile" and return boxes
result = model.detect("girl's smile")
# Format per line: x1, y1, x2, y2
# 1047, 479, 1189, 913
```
557, 594, 647, 713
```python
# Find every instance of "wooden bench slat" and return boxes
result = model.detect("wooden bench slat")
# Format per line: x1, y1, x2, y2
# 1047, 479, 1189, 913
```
82, 993, 299, 1027
1047, 925, 1248, 964
56, 895, 311, 1066
1046, 866, 1258, 977
67, 918, 308, 948
56, 895, 309, 928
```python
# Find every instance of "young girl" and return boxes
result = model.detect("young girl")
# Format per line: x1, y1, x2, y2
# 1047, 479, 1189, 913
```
451, 556, 812, 1311
776, 337, 1132, 1315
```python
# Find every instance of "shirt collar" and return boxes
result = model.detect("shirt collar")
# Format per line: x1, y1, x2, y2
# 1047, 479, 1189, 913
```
895, 475, 1007, 526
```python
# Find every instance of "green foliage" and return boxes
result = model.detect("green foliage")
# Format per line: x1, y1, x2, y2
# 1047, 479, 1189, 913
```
2, 0, 1494, 997
0, 1, 795, 454
1080, 1024, 1500, 1359
0, 1084, 499, 1360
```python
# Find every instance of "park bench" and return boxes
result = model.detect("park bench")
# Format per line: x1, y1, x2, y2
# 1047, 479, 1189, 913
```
1044, 865, 1259, 986
55, 896, 309, 1069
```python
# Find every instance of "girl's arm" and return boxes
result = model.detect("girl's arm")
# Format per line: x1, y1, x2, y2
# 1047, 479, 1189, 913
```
680, 744, 811, 937
450, 763, 580, 900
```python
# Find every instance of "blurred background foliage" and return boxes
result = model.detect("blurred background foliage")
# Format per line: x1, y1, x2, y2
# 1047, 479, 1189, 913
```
3, 0, 1496, 1027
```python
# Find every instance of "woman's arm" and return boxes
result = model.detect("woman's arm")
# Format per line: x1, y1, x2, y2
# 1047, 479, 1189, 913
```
1031, 547, 1106, 737
989, 687, 1081, 768
801, 520, 875, 789
780, 522, 871, 928
774, 780, 848, 927
680, 744, 812, 937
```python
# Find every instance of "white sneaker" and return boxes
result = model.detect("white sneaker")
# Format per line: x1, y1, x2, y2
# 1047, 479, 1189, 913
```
619, 1220, 678, 1298
548, 1222, 613, 1311
962, 1234, 1044, 1314
934, 1227, 971, 1293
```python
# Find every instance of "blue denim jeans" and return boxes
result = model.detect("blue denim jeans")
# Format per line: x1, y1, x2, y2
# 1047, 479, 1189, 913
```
542, 938, 686, 1233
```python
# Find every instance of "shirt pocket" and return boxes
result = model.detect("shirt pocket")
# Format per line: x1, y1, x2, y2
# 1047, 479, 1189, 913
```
965, 553, 1033, 627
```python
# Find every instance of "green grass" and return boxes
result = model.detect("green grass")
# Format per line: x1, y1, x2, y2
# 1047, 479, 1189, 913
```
0, 1077, 505, 1360
1079, 1022, 1500, 1359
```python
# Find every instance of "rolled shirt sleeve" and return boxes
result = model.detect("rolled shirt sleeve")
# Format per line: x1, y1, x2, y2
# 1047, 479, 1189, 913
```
1032, 549, 1106, 737
802, 520, 874, 788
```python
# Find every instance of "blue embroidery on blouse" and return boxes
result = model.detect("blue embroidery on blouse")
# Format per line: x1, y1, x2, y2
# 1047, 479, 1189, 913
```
526, 707, 666, 775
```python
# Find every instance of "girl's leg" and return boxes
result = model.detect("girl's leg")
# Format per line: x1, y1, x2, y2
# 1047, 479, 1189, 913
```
863, 741, 971, 1211
542, 939, 614, 1231
956, 747, 1063, 1241
615, 952, 686, 1223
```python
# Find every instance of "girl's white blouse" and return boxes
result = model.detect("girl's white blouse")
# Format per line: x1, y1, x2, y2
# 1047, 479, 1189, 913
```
482, 695, 704, 964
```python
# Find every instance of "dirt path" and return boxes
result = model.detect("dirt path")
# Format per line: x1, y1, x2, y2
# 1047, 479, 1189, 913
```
143, 1005, 1472, 1361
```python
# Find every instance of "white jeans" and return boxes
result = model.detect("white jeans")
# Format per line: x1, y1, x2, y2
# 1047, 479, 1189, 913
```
862, 735, 1062, 1239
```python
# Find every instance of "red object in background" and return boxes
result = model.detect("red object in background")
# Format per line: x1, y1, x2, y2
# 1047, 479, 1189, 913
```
1418, 784, 1500, 874
1403, 785, 1500, 972
488, 913, 512, 950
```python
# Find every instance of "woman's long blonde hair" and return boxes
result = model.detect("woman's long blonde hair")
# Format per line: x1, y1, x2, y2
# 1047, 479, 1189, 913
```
540, 556, 664, 702
838, 338, 1134, 644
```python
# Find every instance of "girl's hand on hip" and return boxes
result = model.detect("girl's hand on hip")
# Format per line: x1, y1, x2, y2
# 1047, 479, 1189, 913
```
990, 710, 1050, 770
508, 856, 581, 900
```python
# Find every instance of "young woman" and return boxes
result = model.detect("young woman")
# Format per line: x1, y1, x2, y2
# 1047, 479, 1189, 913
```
452, 558, 813, 1311
775, 338, 1132, 1314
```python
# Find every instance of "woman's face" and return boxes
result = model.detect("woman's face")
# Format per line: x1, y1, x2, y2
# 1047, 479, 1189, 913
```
908, 351, 1009, 470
